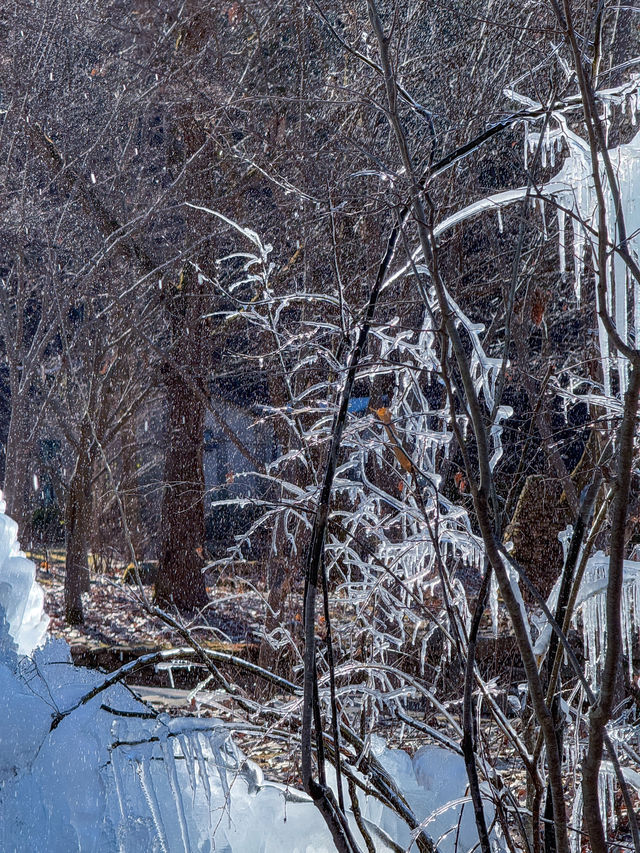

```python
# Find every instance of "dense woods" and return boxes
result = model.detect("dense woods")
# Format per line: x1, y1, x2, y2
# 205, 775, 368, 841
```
1, 1, 640, 851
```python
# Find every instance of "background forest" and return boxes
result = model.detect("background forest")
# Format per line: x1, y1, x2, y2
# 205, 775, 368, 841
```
1, 1, 640, 851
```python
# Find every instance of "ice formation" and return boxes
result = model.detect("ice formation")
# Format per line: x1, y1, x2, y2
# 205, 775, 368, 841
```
573, 550, 640, 688
0, 496, 49, 656
0, 505, 498, 852
533, 548, 640, 690
0, 646, 498, 853
511, 78, 640, 402
402, 77, 640, 405
535, 121, 640, 398
368, 81, 640, 641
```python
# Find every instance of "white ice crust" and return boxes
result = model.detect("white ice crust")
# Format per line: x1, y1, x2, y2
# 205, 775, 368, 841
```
0, 498, 49, 656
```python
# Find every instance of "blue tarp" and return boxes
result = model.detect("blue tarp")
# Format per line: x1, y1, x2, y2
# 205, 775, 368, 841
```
348, 397, 370, 414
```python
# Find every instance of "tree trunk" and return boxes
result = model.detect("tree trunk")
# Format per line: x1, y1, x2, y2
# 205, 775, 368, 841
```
120, 417, 144, 558
155, 369, 208, 610
4, 401, 33, 539
258, 554, 294, 679
64, 422, 94, 624
155, 264, 209, 611
581, 364, 640, 852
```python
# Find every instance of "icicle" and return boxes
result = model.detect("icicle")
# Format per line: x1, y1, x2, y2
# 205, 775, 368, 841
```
574, 553, 640, 687
623, 584, 632, 678
557, 207, 566, 277
161, 738, 191, 853
111, 751, 127, 822
603, 101, 611, 146
497, 208, 503, 233
558, 525, 573, 564
178, 734, 198, 805
193, 734, 213, 832
110, 748, 129, 853
597, 313, 611, 400
207, 731, 233, 820
607, 769, 615, 830
411, 619, 421, 645
598, 766, 608, 837
573, 203, 585, 301
489, 405, 513, 471
614, 257, 628, 394
137, 755, 170, 853
570, 785, 583, 853
489, 570, 499, 636
636, 271, 640, 349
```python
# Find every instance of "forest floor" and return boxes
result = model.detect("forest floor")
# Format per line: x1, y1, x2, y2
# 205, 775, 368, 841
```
31, 545, 513, 692
31, 546, 307, 782
33, 547, 268, 652
29, 546, 516, 787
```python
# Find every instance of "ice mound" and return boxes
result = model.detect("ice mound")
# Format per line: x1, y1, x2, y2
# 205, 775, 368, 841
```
0, 636, 350, 853
346, 736, 495, 853
0, 638, 499, 852
0, 501, 49, 656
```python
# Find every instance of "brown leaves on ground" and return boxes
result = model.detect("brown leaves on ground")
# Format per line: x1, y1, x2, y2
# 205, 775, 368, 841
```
35, 550, 264, 651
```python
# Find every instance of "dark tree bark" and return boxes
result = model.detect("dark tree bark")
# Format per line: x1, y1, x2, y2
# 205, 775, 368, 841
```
64, 419, 95, 624
155, 266, 209, 611
4, 406, 32, 539
120, 417, 144, 559
257, 552, 294, 679
155, 373, 208, 610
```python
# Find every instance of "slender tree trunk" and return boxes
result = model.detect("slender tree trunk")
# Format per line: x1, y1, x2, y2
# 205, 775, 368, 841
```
258, 552, 293, 679
120, 417, 144, 558
461, 565, 493, 853
4, 400, 32, 538
64, 421, 95, 624
300, 219, 401, 853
